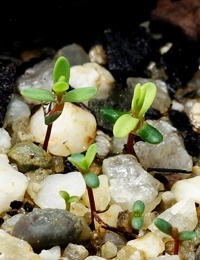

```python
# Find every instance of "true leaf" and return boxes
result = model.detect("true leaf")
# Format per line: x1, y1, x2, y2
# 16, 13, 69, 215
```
113, 114, 139, 138
52, 81, 69, 94
84, 143, 97, 170
137, 82, 157, 119
53, 56, 70, 84
68, 154, 86, 173
21, 88, 55, 102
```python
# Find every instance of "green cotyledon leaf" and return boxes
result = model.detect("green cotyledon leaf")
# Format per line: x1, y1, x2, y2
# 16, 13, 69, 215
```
21, 88, 55, 102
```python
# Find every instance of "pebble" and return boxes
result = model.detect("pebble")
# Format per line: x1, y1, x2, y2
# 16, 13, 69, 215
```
29, 102, 97, 156
8, 141, 52, 173
171, 176, 200, 203
63, 243, 89, 260
69, 62, 115, 100
102, 154, 164, 213
0, 154, 28, 214
32, 171, 86, 209
127, 232, 165, 258
12, 208, 83, 250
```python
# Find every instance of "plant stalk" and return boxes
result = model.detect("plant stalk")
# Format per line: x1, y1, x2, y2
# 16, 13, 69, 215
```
87, 186, 96, 228
42, 124, 53, 151
126, 132, 135, 154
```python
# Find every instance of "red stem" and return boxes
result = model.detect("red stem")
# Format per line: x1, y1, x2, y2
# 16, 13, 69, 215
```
42, 124, 53, 151
126, 132, 135, 154
86, 186, 96, 228
173, 237, 180, 255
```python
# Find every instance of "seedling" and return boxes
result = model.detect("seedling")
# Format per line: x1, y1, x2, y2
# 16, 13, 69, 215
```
20, 56, 98, 151
67, 143, 99, 227
154, 217, 196, 255
100, 82, 163, 154
131, 200, 145, 230
59, 190, 79, 211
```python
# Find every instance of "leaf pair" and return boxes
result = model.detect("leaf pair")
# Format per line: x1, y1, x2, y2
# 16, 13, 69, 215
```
100, 82, 163, 144
68, 144, 100, 189
20, 56, 98, 124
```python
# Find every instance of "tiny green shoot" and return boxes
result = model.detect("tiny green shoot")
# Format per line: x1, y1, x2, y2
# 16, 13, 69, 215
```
100, 82, 163, 154
154, 217, 196, 255
59, 190, 79, 211
131, 200, 145, 230
67, 143, 99, 227
20, 56, 98, 151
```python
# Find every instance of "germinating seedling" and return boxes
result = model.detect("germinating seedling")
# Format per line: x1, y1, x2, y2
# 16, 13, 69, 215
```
59, 190, 79, 211
100, 82, 163, 154
154, 217, 196, 255
67, 143, 99, 227
131, 200, 145, 230
20, 56, 98, 151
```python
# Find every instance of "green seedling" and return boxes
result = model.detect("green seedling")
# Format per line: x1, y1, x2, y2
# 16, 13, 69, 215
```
67, 143, 99, 227
59, 190, 79, 211
20, 56, 98, 151
131, 200, 145, 230
100, 82, 163, 154
154, 217, 196, 255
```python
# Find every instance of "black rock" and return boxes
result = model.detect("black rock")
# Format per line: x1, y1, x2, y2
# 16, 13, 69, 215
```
0, 59, 16, 127
12, 208, 83, 250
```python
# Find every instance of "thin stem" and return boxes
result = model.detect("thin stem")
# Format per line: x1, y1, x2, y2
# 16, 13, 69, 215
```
126, 132, 135, 154
173, 238, 180, 255
87, 186, 96, 229
42, 124, 53, 151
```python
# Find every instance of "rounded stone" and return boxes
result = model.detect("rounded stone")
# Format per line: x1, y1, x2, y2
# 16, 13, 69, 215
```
8, 141, 52, 173
12, 208, 82, 250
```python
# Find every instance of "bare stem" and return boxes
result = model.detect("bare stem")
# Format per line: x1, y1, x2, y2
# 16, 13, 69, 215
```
87, 186, 96, 229
42, 124, 53, 151
173, 238, 180, 255
126, 132, 135, 154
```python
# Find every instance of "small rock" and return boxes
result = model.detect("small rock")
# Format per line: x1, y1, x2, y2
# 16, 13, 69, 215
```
115, 245, 146, 260
12, 208, 83, 250
100, 241, 117, 259
29, 103, 97, 157
0, 154, 28, 214
69, 62, 115, 100
0, 128, 11, 153
149, 198, 198, 240
0, 229, 40, 259
63, 243, 89, 260
32, 171, 86, 209
39, 246, 61, 260
102, 154, 163, 213
8, 141, 52, 173
171, 176, 200, 204
54, 43, 90, 66
127, 232, 165, 258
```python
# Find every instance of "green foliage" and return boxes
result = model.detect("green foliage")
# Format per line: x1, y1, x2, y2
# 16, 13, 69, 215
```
59, 190, 79, 211
154, 217, 173, 236
154, 217, 196, 241
131, 200, 145, 230
68, 143, 100, 189
20, 56, 98, 125
100, 82, 163, 145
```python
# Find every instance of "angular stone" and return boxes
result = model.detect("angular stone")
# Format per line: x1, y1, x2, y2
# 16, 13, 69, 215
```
0, 230, 40, 260
148, 198, 198, 240
12, 208, 83, 250
134, 119, 193, 172
102, 154, 164, 213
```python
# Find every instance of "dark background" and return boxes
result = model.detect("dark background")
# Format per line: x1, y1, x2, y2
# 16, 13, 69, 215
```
0, 0, 158, 52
